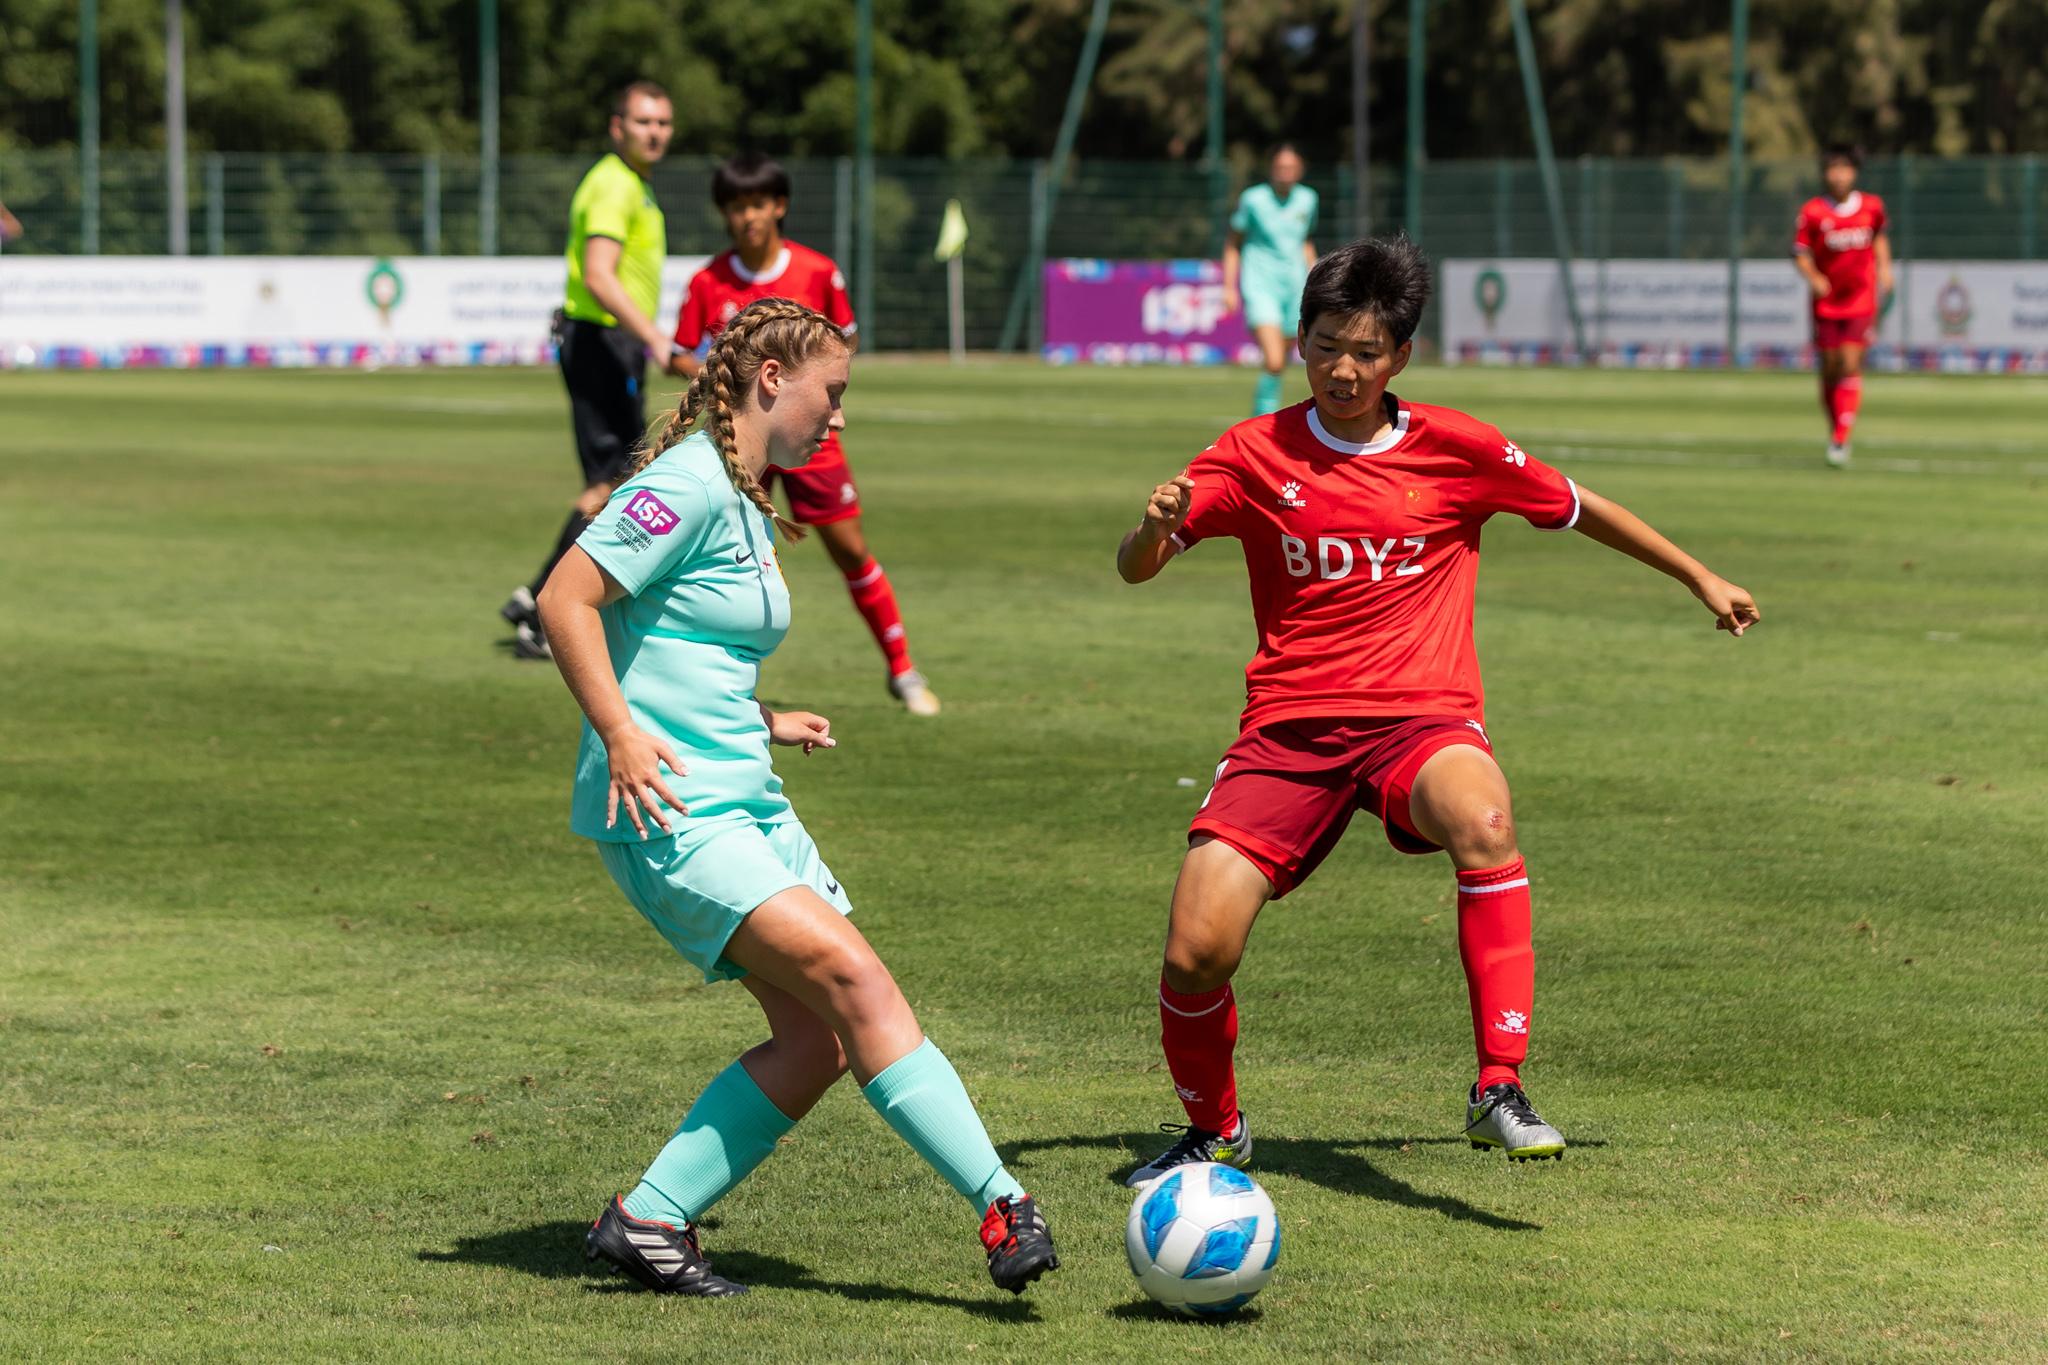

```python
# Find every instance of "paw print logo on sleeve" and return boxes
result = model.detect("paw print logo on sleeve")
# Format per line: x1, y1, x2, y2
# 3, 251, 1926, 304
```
1502, 443, 1527, 468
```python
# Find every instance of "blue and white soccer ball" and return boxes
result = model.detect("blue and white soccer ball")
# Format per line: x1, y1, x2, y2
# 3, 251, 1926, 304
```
1125, 1162, 1281, 1316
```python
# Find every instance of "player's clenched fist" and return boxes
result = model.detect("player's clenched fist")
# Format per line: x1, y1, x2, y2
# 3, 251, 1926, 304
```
1143, 475, 1196, 538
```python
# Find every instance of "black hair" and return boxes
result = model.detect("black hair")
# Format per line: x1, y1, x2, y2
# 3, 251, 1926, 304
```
612, 80, 670, 118
1821, 142, 1863, 170
1297, 235, 1432, 347
712, 152, 792, 208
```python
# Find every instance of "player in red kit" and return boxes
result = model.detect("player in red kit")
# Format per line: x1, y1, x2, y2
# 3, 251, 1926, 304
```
672, 153, 940, 715
1793, 144, 1893, 468
1116, 237, 1761, 1180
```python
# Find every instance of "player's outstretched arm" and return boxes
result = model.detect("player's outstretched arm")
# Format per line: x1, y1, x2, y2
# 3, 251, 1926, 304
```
1117, 474, 1195, 584
1573, 486, 1761, 636
538, 547, 690, 834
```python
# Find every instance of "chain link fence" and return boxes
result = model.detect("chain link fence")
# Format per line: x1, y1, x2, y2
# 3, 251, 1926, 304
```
3, 150, 2042, 351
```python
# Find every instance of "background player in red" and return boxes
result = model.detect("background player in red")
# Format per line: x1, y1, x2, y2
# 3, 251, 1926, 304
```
1115, 236, 1761, 1183
673, 153, 940, 716
1794, 143, 1892, 469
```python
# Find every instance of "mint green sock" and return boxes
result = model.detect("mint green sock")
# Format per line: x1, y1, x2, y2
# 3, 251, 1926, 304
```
1253, 371, 1284, 415
861, 1038, 1026, 1214
623, 1060, 795, 1225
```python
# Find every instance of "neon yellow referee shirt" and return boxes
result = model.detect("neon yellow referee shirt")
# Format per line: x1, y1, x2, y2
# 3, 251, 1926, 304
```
563, 152, 666, 327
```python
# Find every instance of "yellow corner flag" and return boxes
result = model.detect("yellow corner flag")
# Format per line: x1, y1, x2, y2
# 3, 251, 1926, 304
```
934, 199, 969, 262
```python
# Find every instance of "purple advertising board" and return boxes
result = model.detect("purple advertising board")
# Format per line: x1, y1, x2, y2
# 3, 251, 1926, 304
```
1042, 259, 1262, 365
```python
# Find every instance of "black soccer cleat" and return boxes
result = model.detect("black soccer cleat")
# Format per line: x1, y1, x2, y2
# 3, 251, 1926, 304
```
585, 1195, 748, 1296
978, 1193, 1060, 1295
1123, 1112, 1252, 1187
500, 586, 541, 631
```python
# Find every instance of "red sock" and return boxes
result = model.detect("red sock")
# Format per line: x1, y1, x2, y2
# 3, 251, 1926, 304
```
1457, 858, 1534, 1095
1158, 978, 1239, 1135
1831, 375, 1862, 445
843, 556, 913, 677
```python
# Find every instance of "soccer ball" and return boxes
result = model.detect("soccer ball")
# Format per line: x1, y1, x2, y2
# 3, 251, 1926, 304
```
1125, 1162, 1280, 1316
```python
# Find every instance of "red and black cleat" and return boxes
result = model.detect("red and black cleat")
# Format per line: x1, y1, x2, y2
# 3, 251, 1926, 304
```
978, 1193, 1060, 1294
585, 1195, 748, 1296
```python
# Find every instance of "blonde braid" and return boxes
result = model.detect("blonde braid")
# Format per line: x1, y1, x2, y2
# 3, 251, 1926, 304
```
706, 326, 803, 540
623, 297, 846, 542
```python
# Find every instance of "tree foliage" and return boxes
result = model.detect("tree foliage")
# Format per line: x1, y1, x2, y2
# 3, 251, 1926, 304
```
1, 0, 2041, 159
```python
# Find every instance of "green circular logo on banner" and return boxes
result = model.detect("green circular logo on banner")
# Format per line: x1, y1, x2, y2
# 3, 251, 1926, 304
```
1475, 268, 1507, 328
1936, 276, 1972, 337
365, 259, 405, 316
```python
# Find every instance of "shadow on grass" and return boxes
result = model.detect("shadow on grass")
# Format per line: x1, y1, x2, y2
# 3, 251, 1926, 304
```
1000, 1131, 1595, 1232
1106, 1300, 1266, 1326
417, 1221, 1037, 1321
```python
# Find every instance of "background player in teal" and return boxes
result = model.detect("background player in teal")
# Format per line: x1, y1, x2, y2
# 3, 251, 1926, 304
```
535, 299, 1060, 1299
1224, 143, 1320, 417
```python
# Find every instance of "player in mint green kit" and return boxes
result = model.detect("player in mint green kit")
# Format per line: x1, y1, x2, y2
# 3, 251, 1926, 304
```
1224, 143, 1320, 416
537, 299, 1059, 1298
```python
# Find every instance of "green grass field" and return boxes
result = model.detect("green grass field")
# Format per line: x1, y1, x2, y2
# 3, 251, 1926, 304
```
3, 359, 2045, 1361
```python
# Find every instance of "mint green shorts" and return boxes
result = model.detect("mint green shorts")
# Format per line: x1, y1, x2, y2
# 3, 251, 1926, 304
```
597, 818, 854, 984
1242, 272, 1305, 332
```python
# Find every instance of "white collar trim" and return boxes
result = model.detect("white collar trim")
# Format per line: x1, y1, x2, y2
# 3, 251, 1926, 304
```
729, 246, 791, 284
1307, 403, 1409, 455
1829, 191, 1862, 216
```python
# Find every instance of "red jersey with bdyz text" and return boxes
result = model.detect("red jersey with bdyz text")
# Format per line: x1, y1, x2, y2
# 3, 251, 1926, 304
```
1169, 399, 1581, 731
1794, 192, 1888, 319
673, 240, 856, 351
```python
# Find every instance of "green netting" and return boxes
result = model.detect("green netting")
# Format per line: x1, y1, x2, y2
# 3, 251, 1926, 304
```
3, 151, 2042, 350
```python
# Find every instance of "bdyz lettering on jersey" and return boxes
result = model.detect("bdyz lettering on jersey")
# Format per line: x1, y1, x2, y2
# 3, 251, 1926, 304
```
1281, 534, 1429, 581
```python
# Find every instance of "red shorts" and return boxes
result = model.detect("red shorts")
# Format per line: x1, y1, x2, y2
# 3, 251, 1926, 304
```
1812, 313, 1875, 350
1189, 716, 1494, 897
765, 433, 862, 526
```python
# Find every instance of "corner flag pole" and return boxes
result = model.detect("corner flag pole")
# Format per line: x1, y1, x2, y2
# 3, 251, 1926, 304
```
935, 200, 970, 362
1507, 0, 1588, 362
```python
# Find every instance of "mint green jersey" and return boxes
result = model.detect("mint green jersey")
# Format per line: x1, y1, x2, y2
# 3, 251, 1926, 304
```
570, 431, 793, 842
1231, 182, 1319, 299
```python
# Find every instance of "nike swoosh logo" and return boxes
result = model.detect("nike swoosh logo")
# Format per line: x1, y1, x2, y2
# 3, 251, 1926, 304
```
735, 550, 754, 565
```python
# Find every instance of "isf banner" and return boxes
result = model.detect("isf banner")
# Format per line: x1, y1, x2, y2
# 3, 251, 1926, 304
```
1042, 259, 1261, 365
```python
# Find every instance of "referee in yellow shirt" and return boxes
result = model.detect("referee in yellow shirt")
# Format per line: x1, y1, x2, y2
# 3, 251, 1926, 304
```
505, 80, 676, 659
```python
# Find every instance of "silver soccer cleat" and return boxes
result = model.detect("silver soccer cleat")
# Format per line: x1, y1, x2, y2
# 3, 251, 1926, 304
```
1465, 1082, 1565, 1162
888, 668, 942, 716
1825, 440, 1851, 468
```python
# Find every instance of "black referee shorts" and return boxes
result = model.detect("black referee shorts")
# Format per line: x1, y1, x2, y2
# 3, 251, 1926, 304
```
555, 315, 650, 486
